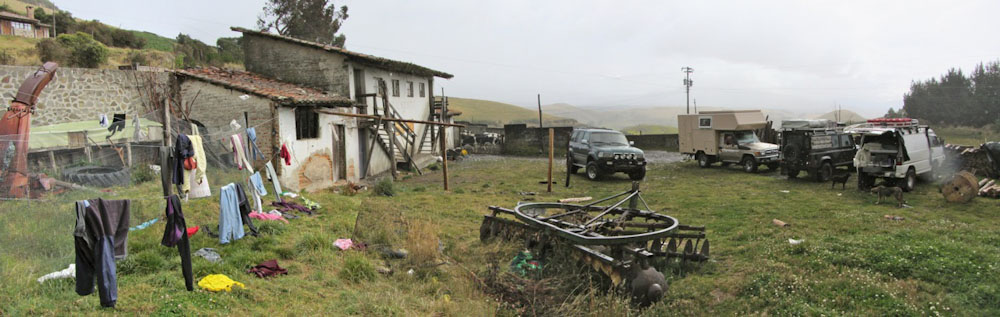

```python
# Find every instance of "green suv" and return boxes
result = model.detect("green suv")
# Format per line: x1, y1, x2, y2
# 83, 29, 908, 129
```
567, 128, 647, 180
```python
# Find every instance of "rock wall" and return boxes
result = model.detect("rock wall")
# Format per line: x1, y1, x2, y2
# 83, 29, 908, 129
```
502, 124, 573, 156
0, 65, 168, 126
626, 134, 679, 152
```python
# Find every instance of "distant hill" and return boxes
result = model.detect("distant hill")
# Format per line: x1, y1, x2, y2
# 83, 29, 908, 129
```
544, 103, 817, 130
813, 109, 866, 123
447, 97, 579, 127
621, 124, 678, 135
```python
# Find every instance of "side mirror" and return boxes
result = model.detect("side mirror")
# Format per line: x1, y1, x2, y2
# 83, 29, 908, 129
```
629, 141, 635, 145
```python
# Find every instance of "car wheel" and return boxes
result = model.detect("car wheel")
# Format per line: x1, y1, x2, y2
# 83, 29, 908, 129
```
566, 154, 579, 174
629, 168, 646, 180
742, 156, 758, 173
696, 152, 710, 168
902, 168, 917, 192
816, 161, 833, 182
787, 168, 800, 178
586, 161, 602, 181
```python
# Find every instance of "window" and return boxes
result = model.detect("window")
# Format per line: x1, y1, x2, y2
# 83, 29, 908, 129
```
698, 116, 712, 128
12, 22, 32, 30
407, 81, 414, 97
391, 79, 400, 97
372, 77, 383, 95
419, 83, 426, 97
295, 107, 319, 139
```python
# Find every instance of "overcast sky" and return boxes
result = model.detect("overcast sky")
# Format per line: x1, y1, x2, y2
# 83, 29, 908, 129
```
55, 0, 1000, 117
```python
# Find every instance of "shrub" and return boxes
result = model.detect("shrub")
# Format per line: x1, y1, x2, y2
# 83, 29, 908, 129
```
373, 178, 395, 197
0, 49, 14, 65
126, 50, 149, 66
38, 33, 109, 68
130, 165, 156, 184
36, 38, 69, 64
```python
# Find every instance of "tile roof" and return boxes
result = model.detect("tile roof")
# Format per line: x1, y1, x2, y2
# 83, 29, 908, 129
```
231, 27, 453, 79
0, 11, 40, 24
174, 68, 354, 106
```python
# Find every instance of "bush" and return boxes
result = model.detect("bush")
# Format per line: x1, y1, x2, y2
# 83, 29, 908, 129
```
126, 50, 149, 66
36, 38, 69, 64
111, 29, 146, 49
38, 33, 108, 68
0, 49, 14, 65
130, 165, 156, 184
373, 178, 395, 197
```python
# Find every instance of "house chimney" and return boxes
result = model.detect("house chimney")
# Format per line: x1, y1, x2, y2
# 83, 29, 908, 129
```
26, 6, 34, 19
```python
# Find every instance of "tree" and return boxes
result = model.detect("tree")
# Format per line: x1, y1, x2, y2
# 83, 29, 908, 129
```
257, 0, 348, 47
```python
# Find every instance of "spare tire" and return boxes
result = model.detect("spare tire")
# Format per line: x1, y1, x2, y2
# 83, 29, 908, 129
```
61, 166, 131, 188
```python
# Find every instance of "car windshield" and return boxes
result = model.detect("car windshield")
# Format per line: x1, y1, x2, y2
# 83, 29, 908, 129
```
735, 131, 759, 144
590, 132, 629, 145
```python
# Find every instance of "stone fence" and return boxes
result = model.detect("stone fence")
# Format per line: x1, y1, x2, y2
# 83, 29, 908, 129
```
625, 134, 679, 152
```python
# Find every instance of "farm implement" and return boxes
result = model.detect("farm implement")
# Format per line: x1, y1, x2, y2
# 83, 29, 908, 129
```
480, 182, 710, 305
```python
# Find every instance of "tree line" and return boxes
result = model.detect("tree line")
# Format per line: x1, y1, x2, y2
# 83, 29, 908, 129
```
900, 61, 1000, 127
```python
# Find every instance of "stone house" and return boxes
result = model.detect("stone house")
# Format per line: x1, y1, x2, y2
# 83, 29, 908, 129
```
0, 6, 52, 38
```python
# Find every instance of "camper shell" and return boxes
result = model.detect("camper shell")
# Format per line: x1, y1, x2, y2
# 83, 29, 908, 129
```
678, 110, 779, 173
845, 118, 946, 191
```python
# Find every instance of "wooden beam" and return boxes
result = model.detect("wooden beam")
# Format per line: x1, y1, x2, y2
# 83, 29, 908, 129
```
48, 150, 58, 173
125, 142, 133, 167
547, 128, 553, 193
314, 109, 466, 127
441, 124, 448, 191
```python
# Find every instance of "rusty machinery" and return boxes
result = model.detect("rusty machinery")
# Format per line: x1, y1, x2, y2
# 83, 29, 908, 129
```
0, 62, 58, 198
480, 182, 709, 305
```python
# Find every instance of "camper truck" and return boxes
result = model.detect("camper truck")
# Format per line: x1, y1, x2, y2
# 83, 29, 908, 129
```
845, 118, 946, 191
678, 110, 779, 173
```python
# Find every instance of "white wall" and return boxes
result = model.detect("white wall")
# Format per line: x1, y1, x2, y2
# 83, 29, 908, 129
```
346, 63, 437, 159
276, 106, 363, 192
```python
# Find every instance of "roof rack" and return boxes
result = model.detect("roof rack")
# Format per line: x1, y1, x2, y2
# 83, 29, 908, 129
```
866, 118, 918, 128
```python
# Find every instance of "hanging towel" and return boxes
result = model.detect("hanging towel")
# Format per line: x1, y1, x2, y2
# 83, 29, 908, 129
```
246, 127, 264, 161
74, 198, 131, 308
249, 172, 267, 196
231, 135, 254, 172
218, 184, 245, 244
265, 161, 283, 202
279, 144, 291, 166
160, 195, 193, 291
187, 135, 211, 198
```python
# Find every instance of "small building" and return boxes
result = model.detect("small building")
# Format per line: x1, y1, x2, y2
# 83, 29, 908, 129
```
0, 6, 52, 39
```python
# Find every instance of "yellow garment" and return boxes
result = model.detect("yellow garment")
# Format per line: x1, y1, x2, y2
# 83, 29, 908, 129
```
181, 135, 208, 194
198, 274, 245, 292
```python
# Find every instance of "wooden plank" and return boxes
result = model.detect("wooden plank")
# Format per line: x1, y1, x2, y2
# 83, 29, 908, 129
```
313, 109, 466, 127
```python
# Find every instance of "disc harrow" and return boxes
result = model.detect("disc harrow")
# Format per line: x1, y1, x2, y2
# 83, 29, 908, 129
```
480, 182, 710, 305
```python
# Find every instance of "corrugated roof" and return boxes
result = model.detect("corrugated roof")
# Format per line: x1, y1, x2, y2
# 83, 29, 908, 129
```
231, 27, 453, 79
174, 67, 354, 106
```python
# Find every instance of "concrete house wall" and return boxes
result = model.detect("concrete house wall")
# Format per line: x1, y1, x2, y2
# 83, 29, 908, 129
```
276, 107, 362, 192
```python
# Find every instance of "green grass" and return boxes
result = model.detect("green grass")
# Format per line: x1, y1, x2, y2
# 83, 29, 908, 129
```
131, 31, 175, 52
935, 125, 1000, 146
621, 124, 678, 135
446, 97, 578, 127
2, 156, 999, 315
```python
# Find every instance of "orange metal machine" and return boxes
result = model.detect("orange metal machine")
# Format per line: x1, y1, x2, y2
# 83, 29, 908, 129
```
0, 62, 58, 198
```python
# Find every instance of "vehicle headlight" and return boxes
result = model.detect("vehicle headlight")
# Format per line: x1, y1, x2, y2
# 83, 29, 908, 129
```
598, 152, 613, 158
635, 153, 644, 159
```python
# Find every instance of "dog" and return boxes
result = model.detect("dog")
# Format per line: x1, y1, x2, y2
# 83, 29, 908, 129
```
830, 173, 851, 189
871, 185, 904, 207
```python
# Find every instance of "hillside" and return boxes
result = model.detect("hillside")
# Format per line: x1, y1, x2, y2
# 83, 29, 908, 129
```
446, 97, 578, 127
544, 103, 816, 130
620, 124, 678, 135
813, 109, 866, 123
0, 35, 175, 68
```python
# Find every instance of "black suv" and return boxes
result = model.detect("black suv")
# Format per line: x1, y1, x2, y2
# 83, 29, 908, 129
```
779, 121, 857, 181
567, 128, 647, 180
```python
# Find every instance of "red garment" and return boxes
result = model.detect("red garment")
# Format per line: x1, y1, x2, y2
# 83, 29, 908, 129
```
247, 259, 287, 278
279, 144, 291, 166
186, 226, 199, 237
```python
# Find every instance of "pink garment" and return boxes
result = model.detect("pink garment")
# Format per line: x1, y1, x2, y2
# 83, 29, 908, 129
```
249, 211, 289, 224
334, 238, 353, 251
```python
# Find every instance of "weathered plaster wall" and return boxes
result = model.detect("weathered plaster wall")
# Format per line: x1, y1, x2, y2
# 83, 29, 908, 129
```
0, 65, 167, 126
276, 107, 363, 192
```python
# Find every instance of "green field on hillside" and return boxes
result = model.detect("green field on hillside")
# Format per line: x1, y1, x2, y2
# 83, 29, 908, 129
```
446, 97, 578, 127
621, 124, 678, 135
935, 125, 1000, 146
2, 155, 998, 315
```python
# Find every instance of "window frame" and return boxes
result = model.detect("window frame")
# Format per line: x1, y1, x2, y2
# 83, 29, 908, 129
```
295, 106, 320, 140
698, 116, 712, 128
391, 79, 400, 97
406, 81, 414, 97
419, 83, 426, 97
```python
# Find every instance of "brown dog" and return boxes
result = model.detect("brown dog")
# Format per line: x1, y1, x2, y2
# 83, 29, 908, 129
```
871, 185, 904, 207
830, 173, 851, 189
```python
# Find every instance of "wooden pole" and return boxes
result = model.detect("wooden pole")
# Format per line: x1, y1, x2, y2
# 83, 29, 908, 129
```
125, 142, 133, 167
441, 125, 448, 191
82, 131, 92, 162
48, 150, 58, 173
537, 94, 543, 128
547, 128, 553, 193
388, 121, 397, 179
163, 97, 171, 146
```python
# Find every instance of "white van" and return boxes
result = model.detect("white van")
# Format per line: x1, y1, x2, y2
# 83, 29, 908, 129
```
845, 118, 946, 191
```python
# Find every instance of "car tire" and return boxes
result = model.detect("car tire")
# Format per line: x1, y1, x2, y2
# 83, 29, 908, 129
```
566, 154, 579, 174
586, 161, 602, 181
629, 168, 646, 180
816, 161, 833, 182
697, 152, 711, 168
902, 168, 917, 192
787, 168, 800, 178
61, 166, 131, 188
742, 156, 758, 173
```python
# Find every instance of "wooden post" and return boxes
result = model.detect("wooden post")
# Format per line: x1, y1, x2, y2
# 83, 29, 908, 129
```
441, 126, 448, 191
163, 97, 172, 146
48, 150, 58, 173
388, 122, 397, 179
243, 111, 251, 157
82, 130, 93, 162
547, 128, 554, 193
125, 142, 133, 168
537, 94, 543, 128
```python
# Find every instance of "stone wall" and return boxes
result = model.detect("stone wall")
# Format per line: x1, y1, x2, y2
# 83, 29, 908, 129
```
502, 124, 573, 156
180, 79, 279, 164
242, 35, 352, 97
0, 65, 168, 126
626, 134, 679, 152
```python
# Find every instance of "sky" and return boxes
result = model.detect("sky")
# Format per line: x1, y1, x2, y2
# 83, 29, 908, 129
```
52, 0, 1000, 117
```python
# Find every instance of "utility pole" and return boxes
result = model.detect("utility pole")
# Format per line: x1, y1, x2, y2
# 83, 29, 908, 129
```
537, 94, 543, 128
682, 67, 694, 114
694, 99, 698, 113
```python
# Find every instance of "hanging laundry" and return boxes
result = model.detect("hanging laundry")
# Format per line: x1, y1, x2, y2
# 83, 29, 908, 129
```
194, 248, 221, 263
107, 113, 126, 134
173, 134, 194, 186
160, 195, 193, 291
279, 144, 292, 166
98, 114, 109, 128
246, 127, 264, 161
230, 135, 253, 172
249, 172, 267, 196
249, 211, 289, 224
187, 135, 211, 198
198, 274, 244, 292
247, 259, 287, 278
234, 183, 260, 236
128, 218, 158, 231
218, 184, 245, 244
37, 264, 75, 283
264, 161, 283, 202
74, 198, 131, 308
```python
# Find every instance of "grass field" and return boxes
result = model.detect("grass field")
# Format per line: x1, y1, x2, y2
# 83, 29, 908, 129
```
935, 125, 1000, 146
446, 97, 579, 127
2, 155, 999, 315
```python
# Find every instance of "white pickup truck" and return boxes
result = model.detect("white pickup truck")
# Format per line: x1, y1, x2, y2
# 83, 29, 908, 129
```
845, 118, 946, 191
